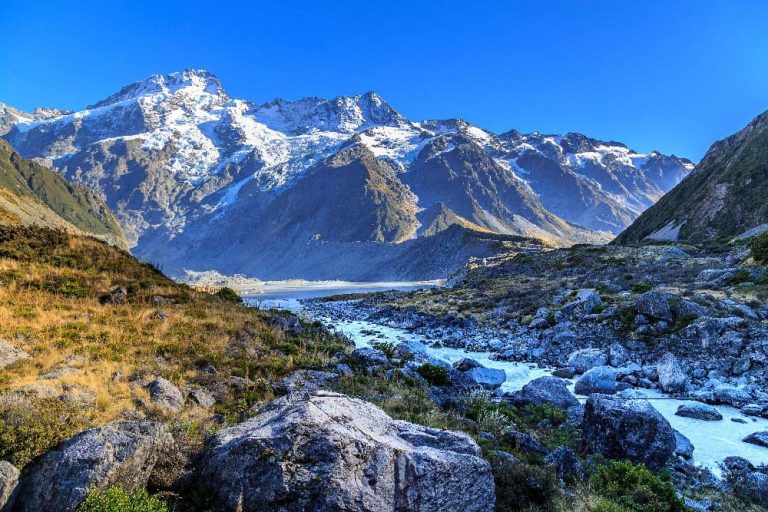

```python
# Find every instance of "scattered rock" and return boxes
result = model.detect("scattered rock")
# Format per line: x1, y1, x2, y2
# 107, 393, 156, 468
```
566, 348, 608, 373
543, 447, 584, 482
0, 341, 29, 370
453, 358, 483, 372
675, 403, 723, 421
40, 367, 83, 380
552, 367, 575, 379
351, 347, 389, 368
732, 471, 768, 507
464, 367, 506, 390
574, 366, 618, 395
186, 388, 216, 409
743, 431, 768, 448
509, 376, 579, 410
502, 429, 549, 457
582, 394, 676, 471
656, 352, 688, 393
272, 369, 339, 395
674, 430, 694, 459
741, 404, 764, 416
0, 461, 19, 510
146, 377, 184, 411
197, 393, 495, 511
267, 315, 304, 336
560, 289, 603, 318
12, 422, 173, 512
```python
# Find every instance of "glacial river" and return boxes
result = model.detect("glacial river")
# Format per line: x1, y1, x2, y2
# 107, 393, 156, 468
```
244, 283, 768, 475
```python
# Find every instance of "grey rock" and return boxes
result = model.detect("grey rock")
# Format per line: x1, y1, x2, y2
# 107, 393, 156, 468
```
502, 429, 548, 457
713, 383, 753, 407
673, 430, 694, 459
40, 367, 83, 380
465, 367, 506, 390
684, 497, 714, 512
186, 388, 216, 408
0, 341, 29, 370
743, 431, 768, 448
273, 369, 339, 395
574, 366, 618, 395
741, 404, 764, 416
733, 471, 768, 507
267, 315, 304, 336
656, 352, 688, 393
543, 447, 584, 482
0, 461, 19, 510
146, 377, 184, 411
582, 394, 676, 471
12, 422, 173, 512
607, 343, 630, 367
560, 289, 603, 318
351, 347, 389, 368
198, 393, 494, 512
675, 403, 723, 421
552, 367, 575, 379
453, 358, 483, 372
566, 347, 608, 373
634, 291, 674, 321
510, 376, 579, 410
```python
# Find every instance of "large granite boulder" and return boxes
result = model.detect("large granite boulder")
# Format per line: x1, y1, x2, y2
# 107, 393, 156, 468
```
146, 377, 185, 411
582, 394, 675, 471
675, 403, 723, 421
744, 431, 768, 448
464, 367, 506, 390
12, 422, 174, 512
656, 353, 687, 393
197, 393, 495, 511
560, 289, 603, 318
566, 348, 608, 373
574, 366, 618, 395
0, 461, 19, 510
508, 376, 579, 410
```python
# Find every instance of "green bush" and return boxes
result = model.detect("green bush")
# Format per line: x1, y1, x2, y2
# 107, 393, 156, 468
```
215, 287, 242, 304
630, 282, 653, 294
416, 363, 450, 386
751, 232, 768, 264
79, 487, 168, 512
589, 460, 685, 512
491, 456, 560, 511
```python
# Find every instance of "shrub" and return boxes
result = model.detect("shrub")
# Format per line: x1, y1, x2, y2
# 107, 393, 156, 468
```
215, 287, 242, 304
371, 341, 397, 359
416, 363, 450, 386
491, 456, 560, 511
752, 232, 768, 264
79, 486, 168, 512
589, 460, 685, 512
631, 282, 653, 294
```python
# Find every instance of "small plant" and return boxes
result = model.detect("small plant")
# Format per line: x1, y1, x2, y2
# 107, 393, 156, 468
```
751, 232, 768, 264
215, 286, 242, 304
371, 341, 397, 359
491, 455, 560, 511
416, 363, 450, 386
589, 460, 685, 512
478, 408, 515, 438
78, 486, 168, 512
631, 282, 653, 294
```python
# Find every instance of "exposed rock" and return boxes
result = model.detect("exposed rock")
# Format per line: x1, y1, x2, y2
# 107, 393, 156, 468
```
101, 286, 128, 305
574, 366, 618, 395
674, 430, 694, 459
12, 422, 173, 512
351, 347, 389, 368
0, 341, 29, 370
732, 471, 768, 507
146, 377, 184, 411
582, 394, 676, 471
607, 343, 630, 367
543, 447, 584, 482
560, 289, 603, 318
552, 367, 575, 379
197, 393, 494, 511
566, 348, 608, 373
0, 461, 19, 510
502, 429, 549, 457
267, 315, 304, 336
656, 353, 688, 393
186, 388, 216, 408
453, 358, 483, 372
40, 367, 83, 380
741, 404, 764, 416
634, 291, 674, 321
509, 376, 579, 410
675, 403, 723, 421
743, 431, 768, 448
464, 367, 506, 390
272, 369, 339, 395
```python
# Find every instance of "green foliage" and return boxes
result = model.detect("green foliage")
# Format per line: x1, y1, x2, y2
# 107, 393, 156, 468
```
589, 460, 686, 512
731, 269, 752, 285
751, 232, 768, 264
215, 287, 242, 304
370, 340, 397, 359
491, 455, 560, 511
78, 487, 168, 512
416, 363, 450, 386
631, 282, 653, 294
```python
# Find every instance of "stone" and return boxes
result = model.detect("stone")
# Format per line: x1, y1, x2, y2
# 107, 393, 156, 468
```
146, 377, 184, 411
673, 430, 694, 459
465, 367, 506, 390
560, 289, 603, 318
742, 404, 764, 416
186, 388, 216, 408
543, 447, 584, 482
0, 341, 29, 370
509, 376, 579, 410
574, 366, 618, 395
634, 291, 674, 321
607, 343, 630, 367
0, 461, 19, 510
267, 315, 304, 336
733, 471, 768, 507
656, 352, 688, 393
351, 347, 389, 368
40, 367, 83, 380
552, 367, 575, 379
582, 394, 676, 471
197, 393, 495, 512
566, 348, 608, 373
453, 357, 483, 372
675, 403, 723, 421
743, 431, 768, 448
12, 422, 173, 512
502, 429, 549, 457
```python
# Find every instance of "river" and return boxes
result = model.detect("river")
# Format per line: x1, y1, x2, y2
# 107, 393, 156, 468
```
244, 282, 768, 475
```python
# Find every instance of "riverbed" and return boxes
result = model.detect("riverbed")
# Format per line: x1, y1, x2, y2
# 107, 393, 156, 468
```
245, 285, 768, 474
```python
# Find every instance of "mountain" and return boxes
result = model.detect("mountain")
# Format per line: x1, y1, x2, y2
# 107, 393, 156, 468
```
616, 110, 768, 244
1, 69, 692, 279
0, 140, 126, 246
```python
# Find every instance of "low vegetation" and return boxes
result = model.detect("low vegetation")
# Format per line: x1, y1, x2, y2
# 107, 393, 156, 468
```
79, 487, 168, 512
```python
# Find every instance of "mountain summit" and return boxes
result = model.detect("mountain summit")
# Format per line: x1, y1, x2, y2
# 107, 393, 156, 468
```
0, 70, 692, 279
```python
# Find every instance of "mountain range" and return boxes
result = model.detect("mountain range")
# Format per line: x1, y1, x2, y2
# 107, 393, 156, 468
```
0, 69, 693, 279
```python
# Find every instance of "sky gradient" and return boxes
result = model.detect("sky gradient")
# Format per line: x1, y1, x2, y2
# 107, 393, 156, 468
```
1, 0, 767, 161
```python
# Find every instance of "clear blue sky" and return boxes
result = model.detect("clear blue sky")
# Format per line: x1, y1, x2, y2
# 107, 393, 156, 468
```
1, 0, 767, 160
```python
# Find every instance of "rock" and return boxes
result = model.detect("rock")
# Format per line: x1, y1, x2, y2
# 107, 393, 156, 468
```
634, 291, 674, 321
674, 430, 694, 459
560, 289, 603, 318
0, 341, 29, 370
732, 471, 768, 507
351, 347, 389, 368
509, 376, 579, 410
267, 315, 304, 336
60, 385, 96, 408
543, 447, 584, 482
743, 431, 768, 448
146, 377, 184, 411
566, 348, 608, 373
723, 456, 754, 472
675, 403, 723, 421
273, 369, 339, 395
713, 383, 753, 407
574, 366, 618, 395
465, 367, 506, 390
684, 497, 714, 512
607, 343, 630, 367
186, 388, 216, 408
453, 358, 483, 372
656, 353, 688, 393
12, 422, 173, 512
492, 450, 518, 464
502, 429, 549, 457
552, 367, 575, 379
0, 461, 19, 510
197, 393, 494, 512
582, 394, 676, 471
104, 286, 128, 305
742, 404, 764, 416
40, 367, 83, 380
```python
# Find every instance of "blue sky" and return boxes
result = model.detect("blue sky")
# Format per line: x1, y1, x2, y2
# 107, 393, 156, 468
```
1, 0, 766, 160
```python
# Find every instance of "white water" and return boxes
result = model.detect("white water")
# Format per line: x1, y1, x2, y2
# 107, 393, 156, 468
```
249, 287, 768, 474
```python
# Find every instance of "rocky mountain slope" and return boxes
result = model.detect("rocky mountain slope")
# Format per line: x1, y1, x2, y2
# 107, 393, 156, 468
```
1, 69, 692, 279
0, 140, 125, 246
616, 109, 768, 243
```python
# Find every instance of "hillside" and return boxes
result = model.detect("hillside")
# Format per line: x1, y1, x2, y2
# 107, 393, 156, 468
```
616, 109, 768, 244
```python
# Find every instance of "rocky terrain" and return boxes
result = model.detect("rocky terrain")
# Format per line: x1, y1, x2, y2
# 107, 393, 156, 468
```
0, 69, 692, 279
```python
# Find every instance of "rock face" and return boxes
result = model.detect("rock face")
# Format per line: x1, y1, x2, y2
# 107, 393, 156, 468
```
582, 395, 676, 471
656, 353, 688, 393
0, 461, 19, 510
12, 421, 173, 512
197, 393, 495, 512
673, 431, 694, 459
509, 376, 579, 410
675, 403, 723, 421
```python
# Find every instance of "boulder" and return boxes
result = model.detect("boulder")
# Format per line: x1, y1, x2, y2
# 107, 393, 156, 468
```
543, 447, 584, 482
453, 358, 483, 372
351, 347, 389, 368
502, 429, 548, 457
732, 471, 768, 507
673, 430, 694, 459
267, 315, 304, 336
0, 461, 19, 510
186, 388, 216, 408
566, 348, 608, 373
656, 353, 688, 393
634, 291, 674, 321
0, 341, 29, 370
744, 431, 768, 448
675, 403, 723, 421
560, 289, 603, 318
574, 366, 618, 395
197, 393, 495, 512
582, 394, 676, 471
465, 367, 506, 390
509, 376, 579, 410
272, 369, 339, 395
146, 377, 184, 411
607, 343, 630, 367
12, 422, 173, 512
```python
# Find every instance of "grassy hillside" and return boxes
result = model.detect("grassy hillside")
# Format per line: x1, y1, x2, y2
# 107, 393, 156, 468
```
0, 140, 125, 244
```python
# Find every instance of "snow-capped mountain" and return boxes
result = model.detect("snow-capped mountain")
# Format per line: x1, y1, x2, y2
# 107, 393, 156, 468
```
0, 69, 692, 279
